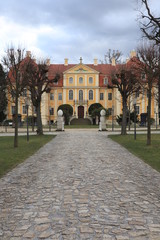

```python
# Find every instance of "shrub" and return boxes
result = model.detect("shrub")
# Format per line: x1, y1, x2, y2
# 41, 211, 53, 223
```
58, 104, 73, 125
150, 118, 155, 125
88, 103, 103, 115
91, 107, 109, 118
116, 111, 139, 125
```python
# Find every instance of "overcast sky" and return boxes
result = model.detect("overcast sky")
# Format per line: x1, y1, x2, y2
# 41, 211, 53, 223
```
0, 0, 159, 64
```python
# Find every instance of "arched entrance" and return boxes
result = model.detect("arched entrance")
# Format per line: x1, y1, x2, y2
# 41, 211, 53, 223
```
78, 106, 84, 118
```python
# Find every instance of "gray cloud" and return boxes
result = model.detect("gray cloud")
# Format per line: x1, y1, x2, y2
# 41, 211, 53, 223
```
0, 0, 159, 63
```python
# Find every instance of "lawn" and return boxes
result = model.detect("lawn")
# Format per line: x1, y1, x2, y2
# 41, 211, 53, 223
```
0, 135, 55, 178
109, 134, 160, 172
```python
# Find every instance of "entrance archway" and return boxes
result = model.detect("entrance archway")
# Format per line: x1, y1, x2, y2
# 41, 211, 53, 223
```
78, 106, 84, 118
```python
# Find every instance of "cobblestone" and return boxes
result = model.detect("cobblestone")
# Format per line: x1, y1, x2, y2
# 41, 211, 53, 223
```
0, 130, 160, 239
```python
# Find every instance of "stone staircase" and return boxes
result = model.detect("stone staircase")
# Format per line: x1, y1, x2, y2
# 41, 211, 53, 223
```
70, 118, 92, 125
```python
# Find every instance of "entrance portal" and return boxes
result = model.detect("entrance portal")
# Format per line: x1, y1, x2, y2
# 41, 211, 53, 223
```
78, 106, 84, 118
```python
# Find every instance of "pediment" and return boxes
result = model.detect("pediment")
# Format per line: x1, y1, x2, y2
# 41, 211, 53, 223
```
64, 64, 99, 74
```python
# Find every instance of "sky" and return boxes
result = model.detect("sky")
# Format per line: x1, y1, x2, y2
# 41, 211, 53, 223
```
0, 0, 159, 64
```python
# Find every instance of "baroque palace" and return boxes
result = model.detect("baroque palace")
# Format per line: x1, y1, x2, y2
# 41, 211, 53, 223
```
7, 51, 158, 125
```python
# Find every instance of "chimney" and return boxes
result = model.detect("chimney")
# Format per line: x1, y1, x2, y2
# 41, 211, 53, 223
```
80, 57, 83, 64
94, 58, 98, 66
46, 58, 50, 66
26, 51, 31, 58
130, 50, 136, 58
64, 58, 68, 66
111, 57, 116, 66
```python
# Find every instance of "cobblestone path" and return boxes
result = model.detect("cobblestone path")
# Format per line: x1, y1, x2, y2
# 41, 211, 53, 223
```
0, 130, 160, 240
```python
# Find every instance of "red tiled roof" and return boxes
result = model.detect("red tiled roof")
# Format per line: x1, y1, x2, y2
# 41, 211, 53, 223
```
48, 63, 116, 87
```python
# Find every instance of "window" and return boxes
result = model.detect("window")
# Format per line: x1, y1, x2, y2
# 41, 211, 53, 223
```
58, 93, 62, 100
89, 90, 93, 100
11, 90, 16, 101
11, 106, 16, 115
22, 88, 27, 97
108, 93, 112, 100
136, 90, 139, 98
79, 77, 83, 84
49, 107, 54, 115
69, 90, 73, 100
142, 88, 145, 99
141, 73, 146, 80
108, 108, 112, 115
79, 90, 83, 100
69, 77, 73, 84
100, 93, 104, 100
23, 105, 27, 114
89, 77, 93, 84
136, 106, 140, 114
33, 106, 37, 114
104, 77, 108, 85
50, 93, 54, 100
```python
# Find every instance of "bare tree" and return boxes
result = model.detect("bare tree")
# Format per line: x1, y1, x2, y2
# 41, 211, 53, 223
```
139, 0, 160, 44
135, 42, 159, 145
23, 57, 60, 135
104, 49, 122, 64
0, 64, 7, 122
112, 62, 140, 135
2, 47, 26, 147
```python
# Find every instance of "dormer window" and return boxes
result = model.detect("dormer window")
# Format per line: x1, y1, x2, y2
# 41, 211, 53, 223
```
104, 77, 108, 85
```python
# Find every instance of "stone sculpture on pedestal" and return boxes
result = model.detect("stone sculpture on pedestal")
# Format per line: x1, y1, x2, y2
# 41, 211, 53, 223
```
56, 110, 64, 131
99, 109, 106, 131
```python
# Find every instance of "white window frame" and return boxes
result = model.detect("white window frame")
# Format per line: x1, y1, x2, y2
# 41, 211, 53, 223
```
50, 93, 54, 100
108, 93, 112, 100
79, 90, 83, 100
104, 77, 108, 85
89, 90, 93, 100
23, 105, 27, 114
69, 77, 73, 84
100, 93, 104, 100
136, 106, 140, 114
11, 106, 16, 115
69, 90, 73, 100
58, 93, 62, 100
50, 107, 54, 115
79, 77, 83, 84
89, 77, 93, 84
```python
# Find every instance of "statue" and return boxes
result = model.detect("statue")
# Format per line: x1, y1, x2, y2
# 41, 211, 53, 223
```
56, 110, 64, 131
99, 109, 106, 131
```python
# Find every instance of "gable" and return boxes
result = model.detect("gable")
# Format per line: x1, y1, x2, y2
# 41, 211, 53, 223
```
63, 63, 99, 74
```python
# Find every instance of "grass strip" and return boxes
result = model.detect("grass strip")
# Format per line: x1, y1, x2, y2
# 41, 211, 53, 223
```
0, 135, 55, 178
109, 134, 160, 172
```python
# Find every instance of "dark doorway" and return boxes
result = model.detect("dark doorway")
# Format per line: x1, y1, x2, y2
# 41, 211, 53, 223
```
78, 106, 84, 118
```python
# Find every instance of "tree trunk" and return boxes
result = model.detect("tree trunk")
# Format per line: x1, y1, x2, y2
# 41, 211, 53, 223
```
158, 77, 160, 125
36, 103, 43, 135
128, 98, 131, 131
14, 91, 18, 147
32, 107, 34, 132
121, 98, 127, 135
147, 87, 151, 145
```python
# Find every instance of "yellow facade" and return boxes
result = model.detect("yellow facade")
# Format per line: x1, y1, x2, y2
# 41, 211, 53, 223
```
7, 60, 158, 125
